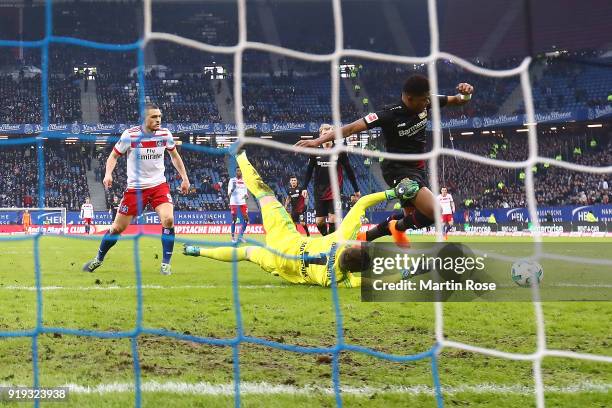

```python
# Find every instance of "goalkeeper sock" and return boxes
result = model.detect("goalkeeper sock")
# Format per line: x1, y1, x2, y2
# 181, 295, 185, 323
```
199, 246, 248, 262
365, 212, 403, 241
328, 222, 336, 234
97, 230, 119, 261
161, 227, 175, 264
396, 210, 433, 232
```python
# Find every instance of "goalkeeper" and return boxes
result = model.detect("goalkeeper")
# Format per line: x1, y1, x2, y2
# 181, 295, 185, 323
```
183, 151, 418, 288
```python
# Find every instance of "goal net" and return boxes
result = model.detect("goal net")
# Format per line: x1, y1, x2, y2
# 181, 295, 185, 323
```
0, 0, 610, 407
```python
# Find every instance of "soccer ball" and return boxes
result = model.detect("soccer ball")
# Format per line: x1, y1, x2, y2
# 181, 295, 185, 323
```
511, 259, 544, 287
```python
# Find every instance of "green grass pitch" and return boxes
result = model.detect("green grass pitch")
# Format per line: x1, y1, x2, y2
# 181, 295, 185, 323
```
0, 234, 610, 407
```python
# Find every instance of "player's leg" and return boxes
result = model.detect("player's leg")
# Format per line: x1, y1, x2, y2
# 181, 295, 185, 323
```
395, 187, 435, 232
327, 200, 337, 234
299, 213, 310, 237
364, 172, 421, 241
83, 211, 132, 272
327, 213, 336, 234
155, 200, 175, 275
230, 205, 238, 242
184, 244, 251, 262
238, 205, 249, 242
84, 219, 91, 234
184, 245, 277, 275
365, 169, 432, 240
314, 198, 328, 235
236, 152, 300, 242
235, 151, 276, 201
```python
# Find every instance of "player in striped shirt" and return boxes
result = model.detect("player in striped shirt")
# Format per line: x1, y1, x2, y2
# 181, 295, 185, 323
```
436, 187, 455, 240
82, 103, 190, 275
80, 197, 94, 234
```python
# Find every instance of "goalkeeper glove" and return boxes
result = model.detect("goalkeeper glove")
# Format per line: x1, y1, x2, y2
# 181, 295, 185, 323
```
394, 178, 420, 202
183, 244, 201, 257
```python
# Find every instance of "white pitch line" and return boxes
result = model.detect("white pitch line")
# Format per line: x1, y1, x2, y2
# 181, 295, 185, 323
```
2, 283, 611, 292
1, 381, 610, 396
0, 284, 286, 291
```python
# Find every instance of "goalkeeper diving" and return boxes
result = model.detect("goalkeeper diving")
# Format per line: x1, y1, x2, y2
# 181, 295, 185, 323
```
183, 151, 418, 288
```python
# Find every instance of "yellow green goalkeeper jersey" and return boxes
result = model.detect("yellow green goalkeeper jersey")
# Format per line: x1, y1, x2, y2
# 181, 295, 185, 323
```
249, 191, 387, 288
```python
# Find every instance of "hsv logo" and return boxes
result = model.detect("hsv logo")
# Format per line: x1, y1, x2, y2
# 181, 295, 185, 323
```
364, 113, 378, 124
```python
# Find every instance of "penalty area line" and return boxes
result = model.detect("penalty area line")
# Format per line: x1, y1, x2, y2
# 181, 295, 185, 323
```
0, 381, 610, 396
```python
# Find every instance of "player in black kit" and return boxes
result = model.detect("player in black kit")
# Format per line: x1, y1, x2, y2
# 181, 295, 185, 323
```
109, 195, 120, 223
284, 175, 310, 236
297, 75, 473, 244
302, 124, 361, 236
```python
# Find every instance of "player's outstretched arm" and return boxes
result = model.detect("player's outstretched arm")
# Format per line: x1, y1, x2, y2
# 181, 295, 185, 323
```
295, 119, 367, 148
168, 149, 190, 194
446, 82, 474, 106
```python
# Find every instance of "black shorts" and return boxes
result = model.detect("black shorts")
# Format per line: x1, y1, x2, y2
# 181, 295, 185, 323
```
315, 198, 335, 217
291, 210, 305, 223
382, 161, 429, 208
381, 161, 429, 189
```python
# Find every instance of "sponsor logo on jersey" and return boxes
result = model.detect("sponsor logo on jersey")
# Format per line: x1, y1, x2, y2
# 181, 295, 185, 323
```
364, 113, 378, 124
398, 118, 427, 137
131, 140, 166, 149
418, 111, 427, 119
397, 122, 406, 127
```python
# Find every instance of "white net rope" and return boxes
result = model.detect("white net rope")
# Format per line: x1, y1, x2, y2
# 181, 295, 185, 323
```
143, 0, 612, 406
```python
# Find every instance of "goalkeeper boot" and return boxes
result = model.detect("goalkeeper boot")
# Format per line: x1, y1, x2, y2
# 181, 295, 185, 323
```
82, 257, 102, 273
160, 263, 172, 276
389, 220, 410, 248
182, 244, 201, 257
395, 178, 420, 203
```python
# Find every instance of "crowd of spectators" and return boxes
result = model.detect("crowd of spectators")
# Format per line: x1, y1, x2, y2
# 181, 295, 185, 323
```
0, 74, 81, 124
0, 145, 89, 210
442, 131, 611, 209
0, 131, 607, 215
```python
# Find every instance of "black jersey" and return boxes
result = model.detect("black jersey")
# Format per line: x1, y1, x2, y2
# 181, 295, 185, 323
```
363, 96, 448, 169
110, 201, 120, 220
287, 186, 306, 213
303, 152, 359, 201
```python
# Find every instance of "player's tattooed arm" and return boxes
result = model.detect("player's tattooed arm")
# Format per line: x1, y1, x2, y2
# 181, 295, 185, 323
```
447, 82, 474, 106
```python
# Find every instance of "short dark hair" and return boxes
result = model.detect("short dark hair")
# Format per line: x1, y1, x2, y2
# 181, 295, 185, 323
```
402, 74, 430, 96
145, 102, 160, 111
338, 246, 371, 272
289, 175, 297, 180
